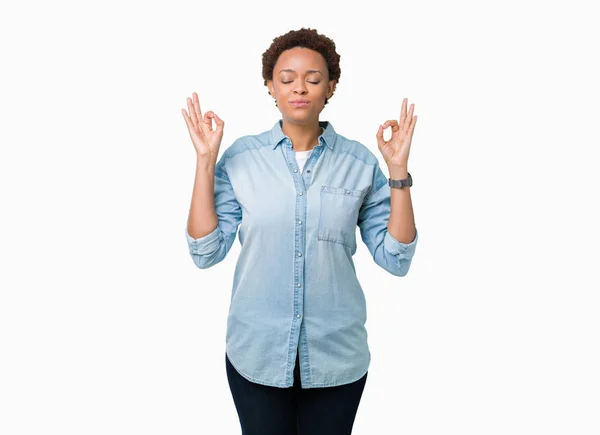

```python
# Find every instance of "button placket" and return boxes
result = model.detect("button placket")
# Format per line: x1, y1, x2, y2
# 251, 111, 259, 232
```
286, 140, 305, 335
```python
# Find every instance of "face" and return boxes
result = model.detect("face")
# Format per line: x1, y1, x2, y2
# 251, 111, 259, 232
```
267, 47, 336, 124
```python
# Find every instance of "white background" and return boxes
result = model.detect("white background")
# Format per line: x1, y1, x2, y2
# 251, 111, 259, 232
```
1, 0, 599, 434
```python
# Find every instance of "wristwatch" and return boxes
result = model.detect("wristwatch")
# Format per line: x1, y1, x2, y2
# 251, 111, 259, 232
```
388, 172, 412, 189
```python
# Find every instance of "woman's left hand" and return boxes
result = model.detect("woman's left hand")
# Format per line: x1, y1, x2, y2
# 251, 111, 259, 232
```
376, 98, 417, 169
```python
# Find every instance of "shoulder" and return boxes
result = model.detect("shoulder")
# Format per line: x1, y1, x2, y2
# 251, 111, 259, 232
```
334, 132, 380, 167
221, 129, 273, 160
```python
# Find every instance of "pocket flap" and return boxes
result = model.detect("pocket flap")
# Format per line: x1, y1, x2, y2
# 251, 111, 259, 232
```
321, 185, 364, 198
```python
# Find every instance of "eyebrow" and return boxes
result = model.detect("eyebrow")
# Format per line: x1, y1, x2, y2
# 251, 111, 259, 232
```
279, 69, 322, 74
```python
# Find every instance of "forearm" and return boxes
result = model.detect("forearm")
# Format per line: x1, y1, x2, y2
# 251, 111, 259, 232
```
187, 157, 218, 239
387, 165, 416, 244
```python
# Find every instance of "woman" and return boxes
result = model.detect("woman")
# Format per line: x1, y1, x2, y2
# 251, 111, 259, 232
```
183, 28, 418, 435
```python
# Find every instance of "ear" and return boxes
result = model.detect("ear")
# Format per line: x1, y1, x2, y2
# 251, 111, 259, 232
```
267, 79, 275, 98
327, 80, 337, 99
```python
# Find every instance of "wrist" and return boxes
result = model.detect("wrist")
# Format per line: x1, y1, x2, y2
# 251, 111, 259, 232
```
196, 156, 216, 173
388, 166, 409, 179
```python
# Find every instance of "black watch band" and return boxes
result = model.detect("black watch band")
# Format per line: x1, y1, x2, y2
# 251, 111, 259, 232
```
388, 172, 412, 188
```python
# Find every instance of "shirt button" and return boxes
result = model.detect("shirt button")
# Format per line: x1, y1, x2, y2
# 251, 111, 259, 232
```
298, 192, 303, 196
294, 169, 298, 173
306, 169, 311, 173
298, 220, 302, 224
296, 314, 301, 318
297, 252, 302, 257
346, 190, 351, 194
297, 282, 301, 287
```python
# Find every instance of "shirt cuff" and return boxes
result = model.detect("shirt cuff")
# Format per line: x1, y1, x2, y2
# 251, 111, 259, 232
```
186, 226, 221, 255
383, 229, 418, 258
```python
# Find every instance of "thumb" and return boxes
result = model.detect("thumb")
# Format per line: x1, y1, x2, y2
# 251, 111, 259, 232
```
376, 124, 385, 148
212, 112, 224, 131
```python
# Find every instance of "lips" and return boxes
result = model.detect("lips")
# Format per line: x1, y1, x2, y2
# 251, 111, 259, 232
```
290, 100, 310, 108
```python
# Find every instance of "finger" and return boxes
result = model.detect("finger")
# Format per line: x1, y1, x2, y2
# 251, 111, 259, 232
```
193, 92, 203, 125
399, 98, 408, 131
212, 112, 225, 132
182, 108, 194, 131
408, 115, 417, 138
203, 111, 213, 131
404, 104, 415, 133
187, 98, 198, 127
382, 120, 399, 132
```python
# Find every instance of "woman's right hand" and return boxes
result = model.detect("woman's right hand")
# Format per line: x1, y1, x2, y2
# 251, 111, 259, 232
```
182, 92, 224, 161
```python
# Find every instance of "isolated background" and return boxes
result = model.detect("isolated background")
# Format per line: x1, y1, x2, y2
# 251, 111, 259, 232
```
1, 0, 599, 434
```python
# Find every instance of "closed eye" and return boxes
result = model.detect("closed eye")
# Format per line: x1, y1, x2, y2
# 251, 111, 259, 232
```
282, 81, 320, 84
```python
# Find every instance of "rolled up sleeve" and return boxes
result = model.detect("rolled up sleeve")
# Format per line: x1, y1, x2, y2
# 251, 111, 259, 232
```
186, 226, 221, 255
358, 162, 418, 277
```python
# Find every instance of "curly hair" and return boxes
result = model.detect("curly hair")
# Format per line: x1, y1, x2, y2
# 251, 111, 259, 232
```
262, 28, 341, 106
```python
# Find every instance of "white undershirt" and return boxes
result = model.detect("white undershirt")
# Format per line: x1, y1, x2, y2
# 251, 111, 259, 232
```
294, 149, 313, 174
293, 128, 323, 174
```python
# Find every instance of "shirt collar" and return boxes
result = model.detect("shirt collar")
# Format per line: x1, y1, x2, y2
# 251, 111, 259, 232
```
271, 119, 335, 150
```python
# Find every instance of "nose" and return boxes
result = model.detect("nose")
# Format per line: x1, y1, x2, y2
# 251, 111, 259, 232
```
294, 83, 308, 95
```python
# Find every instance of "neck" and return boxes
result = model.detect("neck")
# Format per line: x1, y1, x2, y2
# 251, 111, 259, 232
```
281, 118, 323, 151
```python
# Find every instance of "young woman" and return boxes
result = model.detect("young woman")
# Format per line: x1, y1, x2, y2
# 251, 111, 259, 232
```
183, 27, 418, 435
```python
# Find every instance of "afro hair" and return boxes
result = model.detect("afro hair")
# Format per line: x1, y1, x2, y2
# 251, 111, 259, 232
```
262, 28, 341, 106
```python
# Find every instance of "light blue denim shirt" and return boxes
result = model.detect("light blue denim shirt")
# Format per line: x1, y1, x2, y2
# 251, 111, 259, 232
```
185, 119, 418, 388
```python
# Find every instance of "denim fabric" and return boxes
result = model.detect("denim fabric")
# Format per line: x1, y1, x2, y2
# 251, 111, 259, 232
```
186, 119, 418, 388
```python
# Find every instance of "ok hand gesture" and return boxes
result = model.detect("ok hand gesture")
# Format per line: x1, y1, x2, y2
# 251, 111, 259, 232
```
376, 98, 417, 169
182, 92, 224, 162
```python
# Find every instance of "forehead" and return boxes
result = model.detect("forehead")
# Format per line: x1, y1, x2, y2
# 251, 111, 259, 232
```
275, 47, 326, 71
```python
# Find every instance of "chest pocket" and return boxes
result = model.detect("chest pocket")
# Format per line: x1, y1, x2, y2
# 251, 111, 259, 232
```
318, 185, 366, 250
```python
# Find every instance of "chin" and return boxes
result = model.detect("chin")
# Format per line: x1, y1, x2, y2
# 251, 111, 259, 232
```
285, 110, 319, 121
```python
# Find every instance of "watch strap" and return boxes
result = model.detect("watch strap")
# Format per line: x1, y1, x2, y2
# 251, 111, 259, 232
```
388, 172, 412, 188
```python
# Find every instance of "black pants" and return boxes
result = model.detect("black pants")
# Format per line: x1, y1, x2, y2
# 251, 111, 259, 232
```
225, 351, 368, 435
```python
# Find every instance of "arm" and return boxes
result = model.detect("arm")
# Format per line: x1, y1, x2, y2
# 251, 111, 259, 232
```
357, 162, 418, 277
185, 152, 242, 269
187, 157, 218, 239
387, 166, 417, 245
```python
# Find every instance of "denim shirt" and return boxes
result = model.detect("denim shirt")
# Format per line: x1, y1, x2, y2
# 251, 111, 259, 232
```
185, 119, 418, 388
